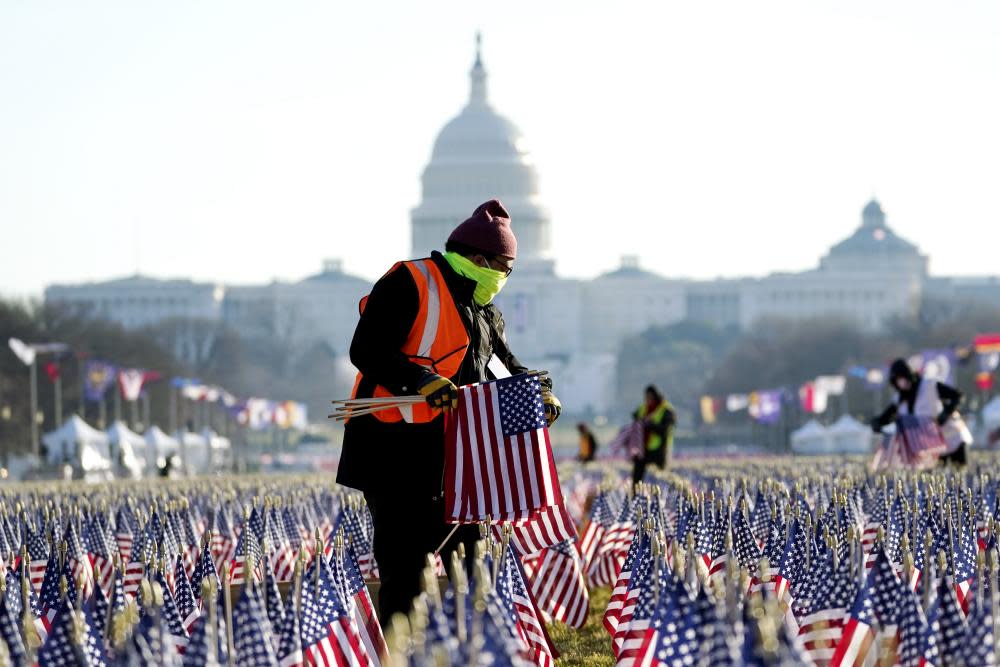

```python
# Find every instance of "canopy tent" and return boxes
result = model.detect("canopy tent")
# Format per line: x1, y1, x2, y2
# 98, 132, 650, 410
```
105, 421, 146, 479
790, 419, 831, 455
983, 397, 1000, 433
828, 414, 873, 454
174, 430, 209, 474
41, 415, 112, 480
145, 425, 180, 464
201, 428, 232, 472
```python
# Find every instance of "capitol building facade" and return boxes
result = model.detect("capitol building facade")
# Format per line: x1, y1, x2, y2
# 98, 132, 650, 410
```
45, 40, 1000, 416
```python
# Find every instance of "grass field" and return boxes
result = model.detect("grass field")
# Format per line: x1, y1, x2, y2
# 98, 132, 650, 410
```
547, 587, 614, 666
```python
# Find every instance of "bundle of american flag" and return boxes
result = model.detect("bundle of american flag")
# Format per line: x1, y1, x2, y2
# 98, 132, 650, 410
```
872, 415, 950, 471
445, 373, 564, 524
0, 477, 386, 666
557, 457, 1000, 667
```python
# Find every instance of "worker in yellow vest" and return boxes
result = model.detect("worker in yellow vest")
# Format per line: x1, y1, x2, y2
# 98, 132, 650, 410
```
631, 384, 675, 484
336, 199, 561, 623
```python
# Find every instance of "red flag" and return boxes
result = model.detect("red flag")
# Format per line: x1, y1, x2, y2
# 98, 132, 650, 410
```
43, 361, 60, 382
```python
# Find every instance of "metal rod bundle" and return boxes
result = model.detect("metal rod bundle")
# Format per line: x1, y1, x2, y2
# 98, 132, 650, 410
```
328, 395, 425, 422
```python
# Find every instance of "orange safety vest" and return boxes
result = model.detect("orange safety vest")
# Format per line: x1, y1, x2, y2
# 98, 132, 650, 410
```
350, 259, 470, 423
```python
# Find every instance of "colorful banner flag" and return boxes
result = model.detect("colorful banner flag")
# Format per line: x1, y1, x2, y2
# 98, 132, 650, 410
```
749, 390, 783, 424
913, 348, 957, 385
799, 382, 828, 414
7, 337, 36, 366
84, 360, 117, 401
43, 361, 61, 382
725, 394, 749, 412
699, 396, 719, 424
118, 368, 160, 401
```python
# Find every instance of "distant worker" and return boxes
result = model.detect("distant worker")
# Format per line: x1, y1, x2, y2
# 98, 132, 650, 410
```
336, 199, 562, 625
631, 384, 676, 484
870, 358, 972, 466
576, 422, 599, 462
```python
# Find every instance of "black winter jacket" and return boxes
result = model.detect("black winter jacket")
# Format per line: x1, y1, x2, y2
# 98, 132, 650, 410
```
336, 252, 533, 499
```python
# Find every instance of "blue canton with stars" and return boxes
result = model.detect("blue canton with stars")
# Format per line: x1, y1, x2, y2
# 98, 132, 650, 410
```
495, 374, 548, 438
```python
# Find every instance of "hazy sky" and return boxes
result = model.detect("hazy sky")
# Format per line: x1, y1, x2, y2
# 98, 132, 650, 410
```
1, 1, 998, 297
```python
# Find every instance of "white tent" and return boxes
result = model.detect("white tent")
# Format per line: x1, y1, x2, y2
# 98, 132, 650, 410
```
105, 421, 146, 479
828, 415, 873, 454
790, 420, 831, 455
41, 415, 112, 480
202, 428, 232, 472
175, 430, 209, 474
145, 426, 179, 468
983, 397, 1000, 433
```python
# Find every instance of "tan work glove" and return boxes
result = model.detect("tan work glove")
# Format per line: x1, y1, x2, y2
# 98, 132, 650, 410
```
542, 391, 561, 426
417, 374, 458, 412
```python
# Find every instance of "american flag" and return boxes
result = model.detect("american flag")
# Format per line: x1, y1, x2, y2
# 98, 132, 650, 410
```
612, 553, 667, 664
298, 555, 370, 667
114, 507, 135, 563
262, 556, 286, 641
445, 374, 562, 523
603, 527, 646, 638
191, 536, 221, 605
521, 540, 589, 629
24, 525, 49, 593
590, 499, 637, 589
340, 508, 374, 581
173, 555, 200, 634
610, 535, 654, 658
0, 590, 27, 667
36, 596, 107, 667
795, 550, 857, 666
896, 585, 938, 667
579, 493, 612, 586
495, 547, 556, 667
493, 504, 578, 557
631, 576, 702, 667
926, 574, 968, 664
340, 547, 387, 667
277, 580, 304, 667
230, 514, 262, 586
85, 518, 115, 598
232, 586, 279, 667
155, 569, 191, 655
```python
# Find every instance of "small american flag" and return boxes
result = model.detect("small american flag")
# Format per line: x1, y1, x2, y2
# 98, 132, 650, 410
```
445, 374, 562, 523
521, 540, 589, 629
232, 586, 279, 666
299, 556, 371, 667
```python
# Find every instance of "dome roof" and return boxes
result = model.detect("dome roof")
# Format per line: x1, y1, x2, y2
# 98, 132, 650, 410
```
820, 198, 927, 274
861, 197, 886, 228
411, 35, 551, 261
431, 107, 526, 164
428, 37, 527, 165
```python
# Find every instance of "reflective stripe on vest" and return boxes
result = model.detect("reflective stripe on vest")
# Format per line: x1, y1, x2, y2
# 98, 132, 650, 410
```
351, 258, 470, 424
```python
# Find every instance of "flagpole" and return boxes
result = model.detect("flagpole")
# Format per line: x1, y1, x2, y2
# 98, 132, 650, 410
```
129, 398, 138, 430
142, 391, 150, 431
54, 372, 63, 428
113, 384, 122, 423
29, 358, 39, 458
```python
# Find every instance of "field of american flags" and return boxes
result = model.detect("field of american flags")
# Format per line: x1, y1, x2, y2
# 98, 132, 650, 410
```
4, 454, 1000, 665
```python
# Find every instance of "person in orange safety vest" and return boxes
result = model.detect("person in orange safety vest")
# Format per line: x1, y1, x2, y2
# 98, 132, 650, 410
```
335, 199, 561, 624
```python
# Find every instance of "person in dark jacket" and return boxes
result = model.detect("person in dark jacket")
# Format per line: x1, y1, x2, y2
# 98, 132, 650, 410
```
335, 199, 561, 624
576, 422, 598, 462
631, 385, 675, 485
870, 358, 972, 466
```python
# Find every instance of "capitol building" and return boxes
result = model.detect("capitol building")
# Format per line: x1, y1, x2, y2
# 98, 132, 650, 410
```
46, 39, 1000, 415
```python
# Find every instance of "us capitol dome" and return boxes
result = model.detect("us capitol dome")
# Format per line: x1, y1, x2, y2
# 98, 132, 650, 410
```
410, 35, 552, 267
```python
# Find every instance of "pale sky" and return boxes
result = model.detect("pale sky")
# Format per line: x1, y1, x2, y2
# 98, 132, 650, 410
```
1, 1, 998, 297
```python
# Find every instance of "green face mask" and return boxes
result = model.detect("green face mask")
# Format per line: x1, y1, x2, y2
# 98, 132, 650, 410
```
443, 251, 509, 306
